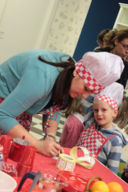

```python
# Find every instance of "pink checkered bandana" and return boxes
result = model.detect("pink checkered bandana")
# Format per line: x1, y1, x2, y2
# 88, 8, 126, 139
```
95, 94, 118, 110
75, 60, 103, 94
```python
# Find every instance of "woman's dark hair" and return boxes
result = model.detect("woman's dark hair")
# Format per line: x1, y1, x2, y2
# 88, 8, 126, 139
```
38, 56, 75, 110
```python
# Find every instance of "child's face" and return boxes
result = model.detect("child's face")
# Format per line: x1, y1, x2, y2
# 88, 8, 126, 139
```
93, 100, 118, 128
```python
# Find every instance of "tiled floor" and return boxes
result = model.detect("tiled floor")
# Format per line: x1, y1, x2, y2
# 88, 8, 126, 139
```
30, 113, 66, 143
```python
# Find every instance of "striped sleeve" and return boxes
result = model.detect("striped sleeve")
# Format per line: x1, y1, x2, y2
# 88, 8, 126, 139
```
82, 95, 95, 128
97, 136, 123, 174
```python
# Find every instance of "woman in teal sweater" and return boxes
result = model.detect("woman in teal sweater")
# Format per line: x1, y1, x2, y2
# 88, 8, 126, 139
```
0, 50, 124, 156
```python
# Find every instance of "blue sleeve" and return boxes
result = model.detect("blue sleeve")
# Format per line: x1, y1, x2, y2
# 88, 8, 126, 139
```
0, 50, 72, 133
0, 66, 50, 133
107, 138, 123, 174
82, 95, 95, 128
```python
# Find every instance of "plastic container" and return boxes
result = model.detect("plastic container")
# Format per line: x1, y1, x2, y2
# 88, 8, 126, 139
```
0, 135, 12, 161
0, 170, 17, 192
16, 145, 36, 177
0, 162, 17, 177
9, 138, 29, 162
17, 169, 68, 192
0, 145, 4, 162
60, 171, 88, 192
34, 169, 68, 192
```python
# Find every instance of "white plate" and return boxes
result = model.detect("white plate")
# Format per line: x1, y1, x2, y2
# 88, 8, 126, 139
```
0, 171, 17, 192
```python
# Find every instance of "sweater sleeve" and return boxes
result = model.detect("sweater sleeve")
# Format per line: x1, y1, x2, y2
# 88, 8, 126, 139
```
0, 66, 50, 133
98, 136, 123, 174
82, 95, 95, 128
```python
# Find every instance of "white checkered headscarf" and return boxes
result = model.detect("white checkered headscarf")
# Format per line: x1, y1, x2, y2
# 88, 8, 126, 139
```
75, 52, 124, 94
94, 82, 124, 110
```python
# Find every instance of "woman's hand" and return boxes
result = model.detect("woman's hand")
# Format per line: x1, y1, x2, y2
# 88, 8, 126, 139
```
8, 123, 63, 157
36, 137, 64, 157
41, 119, 64, 156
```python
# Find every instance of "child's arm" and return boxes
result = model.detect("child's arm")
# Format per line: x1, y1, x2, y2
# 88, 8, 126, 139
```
107, 146, 123, 174
98, 136, 123, 174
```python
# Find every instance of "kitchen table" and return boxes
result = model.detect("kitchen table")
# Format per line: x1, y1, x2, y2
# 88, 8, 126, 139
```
9, 148, 128, 191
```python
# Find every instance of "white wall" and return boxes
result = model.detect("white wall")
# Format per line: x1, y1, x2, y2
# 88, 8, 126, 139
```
44, 0, 92, 56
0, 0, 58, 63
0, 0, 92, 63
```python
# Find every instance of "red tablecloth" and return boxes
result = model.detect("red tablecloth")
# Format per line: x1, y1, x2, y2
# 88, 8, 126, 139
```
9, 148, 128, 191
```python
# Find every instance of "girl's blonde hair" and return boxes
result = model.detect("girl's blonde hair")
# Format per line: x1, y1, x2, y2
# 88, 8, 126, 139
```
65, 97, 83, 115
114, 95, 128, 134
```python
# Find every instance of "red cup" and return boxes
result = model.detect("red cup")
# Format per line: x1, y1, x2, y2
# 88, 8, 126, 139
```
9, 141, 25, 162
0, 135, 12, 161
16, 145, 36, 177
16, 164, 32, 177
9, 138, 29, 162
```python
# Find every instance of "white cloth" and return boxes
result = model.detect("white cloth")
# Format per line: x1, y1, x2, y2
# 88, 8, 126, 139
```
94, 82, 124, 108
73, 113, 85, 123
75, 52, 124, 92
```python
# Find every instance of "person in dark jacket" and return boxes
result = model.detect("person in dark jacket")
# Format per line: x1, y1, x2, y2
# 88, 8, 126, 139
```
95, 29, 128, 88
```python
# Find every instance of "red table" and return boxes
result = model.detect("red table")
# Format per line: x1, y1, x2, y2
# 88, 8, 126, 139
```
11, 148, 128, 191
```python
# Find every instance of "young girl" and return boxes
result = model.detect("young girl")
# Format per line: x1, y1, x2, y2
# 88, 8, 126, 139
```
60, 95, 95, 147
77, 82, 127, 174
59, 97, 85, 147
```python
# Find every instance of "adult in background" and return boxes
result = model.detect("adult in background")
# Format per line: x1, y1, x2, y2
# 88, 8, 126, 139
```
96, 29, 128, 88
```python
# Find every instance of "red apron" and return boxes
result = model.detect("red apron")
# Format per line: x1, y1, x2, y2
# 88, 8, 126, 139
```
77, 124, 115, 158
